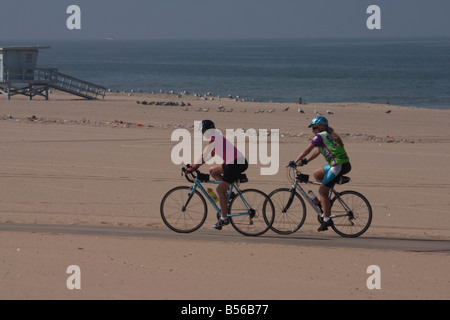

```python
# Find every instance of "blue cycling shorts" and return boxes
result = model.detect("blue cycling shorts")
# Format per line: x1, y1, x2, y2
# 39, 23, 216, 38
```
322, 162, 351, 188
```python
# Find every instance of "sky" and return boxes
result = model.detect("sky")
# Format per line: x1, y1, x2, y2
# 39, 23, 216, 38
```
1, 0, 450, 40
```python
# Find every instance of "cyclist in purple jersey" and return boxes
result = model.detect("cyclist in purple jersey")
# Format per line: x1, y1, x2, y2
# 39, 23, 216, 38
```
289, 116, 351, 232
189, 120, 248, 230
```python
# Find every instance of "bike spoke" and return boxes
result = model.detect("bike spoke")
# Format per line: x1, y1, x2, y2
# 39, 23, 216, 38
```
229, 189, 274, 236
267, 188, 306, 234
331, 191, 372, 237
160, 186, 207, 233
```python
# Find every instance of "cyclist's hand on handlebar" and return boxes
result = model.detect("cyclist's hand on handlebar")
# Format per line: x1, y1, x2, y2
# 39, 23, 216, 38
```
185, 165, 195, 174
182, 165, 198, 183
288, 158, 307, 167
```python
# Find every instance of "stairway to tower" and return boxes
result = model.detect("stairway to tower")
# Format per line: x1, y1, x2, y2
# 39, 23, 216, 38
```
35, 68, 106, 100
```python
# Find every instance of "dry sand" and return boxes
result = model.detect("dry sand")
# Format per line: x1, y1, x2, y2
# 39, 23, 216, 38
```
0, 91, 449, 300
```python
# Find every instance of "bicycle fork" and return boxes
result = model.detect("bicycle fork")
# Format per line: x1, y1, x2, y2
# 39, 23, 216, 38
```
182, 185, 197, 212
282, 188, 297, 213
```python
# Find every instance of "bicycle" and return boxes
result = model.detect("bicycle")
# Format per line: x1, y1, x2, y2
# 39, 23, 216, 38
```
265, 163, 372, 237
160, 166, 275, 236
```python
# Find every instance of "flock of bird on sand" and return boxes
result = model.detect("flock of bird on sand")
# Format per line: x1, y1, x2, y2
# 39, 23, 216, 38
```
133, 90, 392, 115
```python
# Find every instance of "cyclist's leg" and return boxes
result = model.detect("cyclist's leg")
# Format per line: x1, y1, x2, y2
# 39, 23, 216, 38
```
320, 162, 351, 217
313, 164, 328, 183
220, 159, 248, 219
320, 165, 341, 218
217, 180, 231, 219
209, 164, 229, 220
209, 164, 224, 181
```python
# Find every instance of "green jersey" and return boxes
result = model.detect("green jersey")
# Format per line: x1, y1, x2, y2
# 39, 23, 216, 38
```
311, 131, 349, 166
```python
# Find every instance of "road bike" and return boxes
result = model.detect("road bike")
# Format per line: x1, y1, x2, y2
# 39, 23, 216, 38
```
160, 166, 275, 236
265, 164, 372, 237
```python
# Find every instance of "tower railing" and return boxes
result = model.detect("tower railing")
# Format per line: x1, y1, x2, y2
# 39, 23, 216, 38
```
2, 67, 106, 100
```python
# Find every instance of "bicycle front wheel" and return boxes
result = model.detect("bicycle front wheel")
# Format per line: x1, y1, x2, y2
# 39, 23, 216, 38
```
229, 189, 274, 237
330, 190, 372, 238
266, 188, 307, 235
160, 186, 207, 233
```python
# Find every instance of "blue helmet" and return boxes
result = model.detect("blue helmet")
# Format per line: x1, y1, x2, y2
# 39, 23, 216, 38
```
200, 120, 215, 133
308, 116, 328, 128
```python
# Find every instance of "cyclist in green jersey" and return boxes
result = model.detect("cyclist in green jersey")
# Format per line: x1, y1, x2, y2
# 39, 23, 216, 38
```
289, 116, 351, 232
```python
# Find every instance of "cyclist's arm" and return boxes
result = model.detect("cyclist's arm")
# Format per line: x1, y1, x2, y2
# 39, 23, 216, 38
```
294, 143, 315, 164
306, 148, 321, 163
192, 140, 215, 170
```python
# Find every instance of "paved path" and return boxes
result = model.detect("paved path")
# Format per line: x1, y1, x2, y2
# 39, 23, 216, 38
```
1, 222, 449, 254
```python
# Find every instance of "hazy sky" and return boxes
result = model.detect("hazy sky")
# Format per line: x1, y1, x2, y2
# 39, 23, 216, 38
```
1, 0, 450, 40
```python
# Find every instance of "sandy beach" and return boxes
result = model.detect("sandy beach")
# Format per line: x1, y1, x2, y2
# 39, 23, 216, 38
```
0, 91, 449, 300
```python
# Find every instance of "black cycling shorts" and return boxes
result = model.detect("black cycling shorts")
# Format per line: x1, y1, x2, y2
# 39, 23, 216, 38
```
221, 158, 248, 184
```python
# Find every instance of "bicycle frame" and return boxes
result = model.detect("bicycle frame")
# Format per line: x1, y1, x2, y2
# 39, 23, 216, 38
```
288, 168, 352, 220
266, 165, 371, 237
187, 178, 254, 219
291, 181, 324, 215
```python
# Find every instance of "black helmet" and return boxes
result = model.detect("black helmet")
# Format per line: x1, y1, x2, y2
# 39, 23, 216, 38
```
201, 120, 215, 133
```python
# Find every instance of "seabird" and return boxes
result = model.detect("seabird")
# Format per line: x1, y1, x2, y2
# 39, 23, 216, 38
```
298, 108, 304, 113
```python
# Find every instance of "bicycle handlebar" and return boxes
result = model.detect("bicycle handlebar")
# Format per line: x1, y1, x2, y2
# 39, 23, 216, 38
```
181, 165, 199, 183
286, 162, 308, 184
287, 162, 305, 168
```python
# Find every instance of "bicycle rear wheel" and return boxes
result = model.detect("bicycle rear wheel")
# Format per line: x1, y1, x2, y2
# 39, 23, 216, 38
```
229, 189, 274, 236
330, 190, 372, 238
266, 188, 306, 235
160, 186, 207, 233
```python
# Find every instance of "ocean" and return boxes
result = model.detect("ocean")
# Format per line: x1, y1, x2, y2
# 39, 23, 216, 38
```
3, 38, 450, 109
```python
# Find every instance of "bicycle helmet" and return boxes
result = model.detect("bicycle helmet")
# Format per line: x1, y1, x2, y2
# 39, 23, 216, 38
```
308, 116, 328, 128
200, 120, 215, 133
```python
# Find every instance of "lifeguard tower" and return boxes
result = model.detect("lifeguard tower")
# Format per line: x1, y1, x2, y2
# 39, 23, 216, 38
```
0, 46, 106, 100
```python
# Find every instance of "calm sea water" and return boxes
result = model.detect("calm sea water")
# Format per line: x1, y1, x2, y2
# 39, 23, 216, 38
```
3, 38, 450, 109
